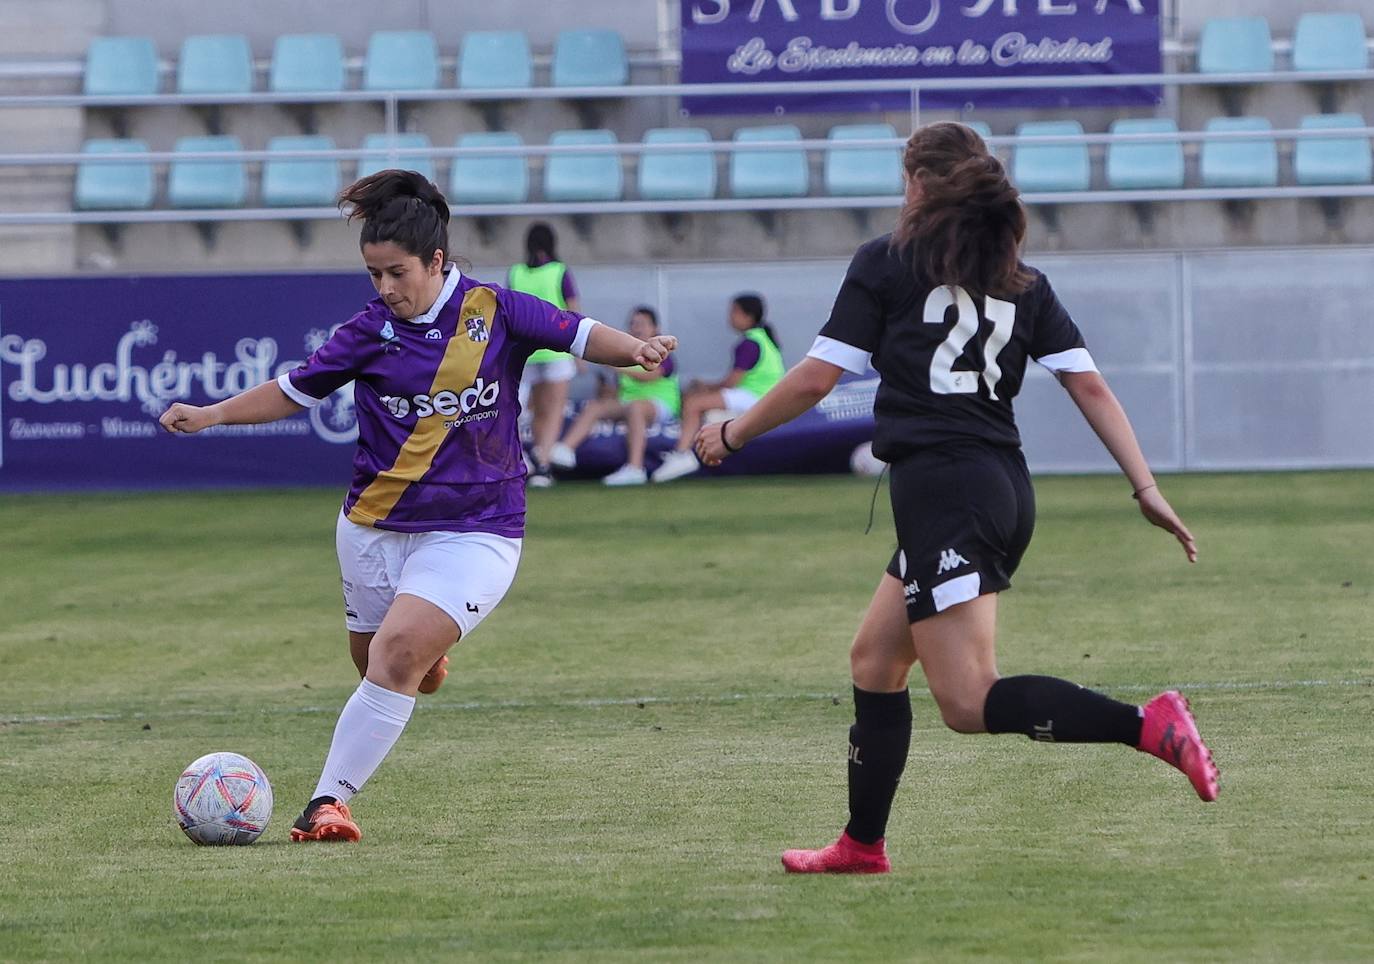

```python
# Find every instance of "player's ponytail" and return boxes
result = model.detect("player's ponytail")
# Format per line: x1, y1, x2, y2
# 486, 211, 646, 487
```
339, 169, 450, 267
732, 293, 780, 350
893, 122, 1033, 298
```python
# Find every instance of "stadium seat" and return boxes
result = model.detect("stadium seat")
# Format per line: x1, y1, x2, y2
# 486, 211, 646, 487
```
357, 133, 435, 182
84, 36, 159, 95
1012, 121, 1090, 192
1294, 113, 1372, 186
363, 31, 439, 90
177, 35, 253, 94
1200, 117, 1278, 187
1197, 17, 1274, 74
638, 127, 716, 200
168, 136, 247, 208
74, 139, 155, 210
544, 130, 622, 202
551, 29, 628, 87
1106, 118, 1185, 189
730, 125, 808, 198
962, 120, 992, 139
1292, 13, 1369, 72
449, 132, 528, 204
458, 31, 532, 89
262, 135, 340, 206
824, 123, 901, 197
270, 34, 344, 93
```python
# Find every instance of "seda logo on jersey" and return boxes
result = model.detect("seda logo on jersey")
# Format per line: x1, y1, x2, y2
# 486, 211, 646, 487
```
382, 378, 501, 428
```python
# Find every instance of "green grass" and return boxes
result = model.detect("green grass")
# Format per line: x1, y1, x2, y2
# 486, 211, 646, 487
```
2, 472, 1372, 962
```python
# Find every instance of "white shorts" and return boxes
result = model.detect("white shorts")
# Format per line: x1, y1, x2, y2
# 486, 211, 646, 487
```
720, 387, 763, 412
622, 396, 675, 425
523, 357, 578, 385
335, 513, 522, 638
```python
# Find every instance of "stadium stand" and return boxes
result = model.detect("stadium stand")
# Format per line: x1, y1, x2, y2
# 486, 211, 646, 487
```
74, 138, 154, 209
167, 135, 246, 208
356, 133, 435, 183
449, 131, 529, 204
730, 125, 808, 199
1106, 119, 1186, 190
551, 29, 628, 88
824, 124, 902, 197
269, 34, 345, 93
543, 129, 622, 202
176, 35, 253, 95
1013, 121, 1092, 192
262, 135, 340, 206
83, 36, 158, 96
458, 31, 533, 90
363, 31, 438, 91
638, 127, 716, 201
1294, 113, 1372, 185
1200, 117, 1279, 188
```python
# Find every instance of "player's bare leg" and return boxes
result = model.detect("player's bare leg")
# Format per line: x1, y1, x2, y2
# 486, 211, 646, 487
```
350, 629, 446, 694
783, 575, 913, 874
292, 596, 460, 842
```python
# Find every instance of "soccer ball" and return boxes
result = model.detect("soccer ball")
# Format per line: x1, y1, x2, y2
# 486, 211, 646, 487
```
849, 441, 886, 477
173, 751, 274, 845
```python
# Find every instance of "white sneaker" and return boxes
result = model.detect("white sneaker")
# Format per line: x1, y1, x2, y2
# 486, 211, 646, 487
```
650, 450, 700, 483
602, 464, 648, 486
549, 442, 577, 470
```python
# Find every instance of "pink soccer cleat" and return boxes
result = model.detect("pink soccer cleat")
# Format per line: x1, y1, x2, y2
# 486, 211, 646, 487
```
1138, 690, 1219, 802
782, 831, 891, 874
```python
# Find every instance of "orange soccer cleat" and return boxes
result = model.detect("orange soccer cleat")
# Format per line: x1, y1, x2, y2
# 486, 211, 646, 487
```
289, 799, 362, 843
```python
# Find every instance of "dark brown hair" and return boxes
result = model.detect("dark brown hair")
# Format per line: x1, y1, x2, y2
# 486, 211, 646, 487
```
731, 293, 779, 350
893, 122, 1033, 297
339, 169, 450, 266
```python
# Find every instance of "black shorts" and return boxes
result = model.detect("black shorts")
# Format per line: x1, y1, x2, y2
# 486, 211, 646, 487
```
883, 441, 1035, 623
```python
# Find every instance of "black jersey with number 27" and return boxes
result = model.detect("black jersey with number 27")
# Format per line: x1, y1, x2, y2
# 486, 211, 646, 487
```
812, 234, 1096, 464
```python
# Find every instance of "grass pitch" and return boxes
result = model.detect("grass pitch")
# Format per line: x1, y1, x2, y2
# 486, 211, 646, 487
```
2, 472, 1372, 962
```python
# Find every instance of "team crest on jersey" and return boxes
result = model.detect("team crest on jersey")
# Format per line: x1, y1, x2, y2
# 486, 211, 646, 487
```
465, 316, 488, 343
379, 320, 397, 342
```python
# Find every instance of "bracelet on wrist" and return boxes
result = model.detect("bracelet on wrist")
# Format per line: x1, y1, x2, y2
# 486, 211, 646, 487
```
720, 419, 743, 453
1131, 483, 1158, 501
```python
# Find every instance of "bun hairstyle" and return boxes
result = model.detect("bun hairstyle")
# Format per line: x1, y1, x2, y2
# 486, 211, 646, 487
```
339, 169, 450, 266
893, 122, 1033, 298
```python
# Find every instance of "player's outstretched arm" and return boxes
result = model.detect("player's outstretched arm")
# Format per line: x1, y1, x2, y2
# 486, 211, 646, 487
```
1059, 370, 1197, 563
159, 381, 303, 435
583, 324, 677, 372
695, 357, 843, 465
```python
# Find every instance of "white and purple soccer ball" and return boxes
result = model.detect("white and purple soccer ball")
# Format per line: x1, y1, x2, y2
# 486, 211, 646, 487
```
850, 441, 886, 477
173, 751, 273, 845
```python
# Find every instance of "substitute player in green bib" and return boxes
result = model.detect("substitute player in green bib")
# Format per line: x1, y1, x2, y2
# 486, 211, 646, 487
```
551, 306, 680, 486
652, 294, 783, 482
509, 223, 580, 487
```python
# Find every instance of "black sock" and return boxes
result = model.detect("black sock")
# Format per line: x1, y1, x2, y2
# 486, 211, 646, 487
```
844, 686, 912, 845
297, 795, 337, 825
983, 675, 1142, 745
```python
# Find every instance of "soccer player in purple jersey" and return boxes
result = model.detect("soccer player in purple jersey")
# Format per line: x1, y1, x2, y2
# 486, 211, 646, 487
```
159, 170, 676, 843
695, 123, 1217, 874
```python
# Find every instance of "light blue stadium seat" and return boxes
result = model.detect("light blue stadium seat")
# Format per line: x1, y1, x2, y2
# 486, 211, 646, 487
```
364, 31, 438, 90
1200, 117, 1278, 187
177, 35, 252, 94
262, 135, 339, 206
825, 124, 900, 197
270, 34, 344, 93
1292, 13, 1369, 72
551, 29, 628, 87
962, 120, 992, 139
545, 130, 622, 201
730, 125, 808, 198
84, 36, 158, 95
1012, 121, 1090, 192
357, 133, 435, 182
638, 128, 716, 200
1295, 114, 1371, 186
1106, 118, 1184, 189
168, 136, 247, 208
450, 132, 528, 204
459, 31, 532, 89
75, 139, 155, 210
1197, 17, 1274, 74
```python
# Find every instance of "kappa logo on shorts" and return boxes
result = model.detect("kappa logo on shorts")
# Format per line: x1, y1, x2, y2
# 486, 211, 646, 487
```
937, 548, 969, 575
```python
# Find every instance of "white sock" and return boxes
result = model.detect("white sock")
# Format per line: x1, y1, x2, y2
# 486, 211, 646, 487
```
311, 678, 415, 805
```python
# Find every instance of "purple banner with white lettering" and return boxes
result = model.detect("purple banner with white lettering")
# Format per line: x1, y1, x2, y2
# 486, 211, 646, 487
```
681, 0, 1162, 114
0, 272, 377, 492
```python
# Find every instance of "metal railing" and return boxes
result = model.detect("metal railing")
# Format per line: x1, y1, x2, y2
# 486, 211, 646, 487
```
3, 67, 1373, 224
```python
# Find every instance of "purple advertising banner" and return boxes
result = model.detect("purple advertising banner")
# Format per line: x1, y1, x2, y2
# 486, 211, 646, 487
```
681, 0, 1162, 114
0, 273, 878, 493
0, 272, 378, 492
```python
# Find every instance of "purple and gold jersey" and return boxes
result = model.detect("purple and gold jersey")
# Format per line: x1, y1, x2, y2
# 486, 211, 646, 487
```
278, 267, 592, 537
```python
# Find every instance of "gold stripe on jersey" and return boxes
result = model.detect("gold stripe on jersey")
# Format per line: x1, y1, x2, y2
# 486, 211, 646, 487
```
347, 286, 496, 527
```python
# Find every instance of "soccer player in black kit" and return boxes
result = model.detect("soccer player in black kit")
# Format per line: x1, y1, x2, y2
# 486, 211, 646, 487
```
695, 122, 1218, 874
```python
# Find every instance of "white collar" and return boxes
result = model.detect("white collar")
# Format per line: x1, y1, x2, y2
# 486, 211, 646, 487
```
404, 263, 462, 325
